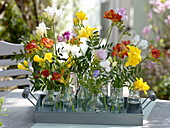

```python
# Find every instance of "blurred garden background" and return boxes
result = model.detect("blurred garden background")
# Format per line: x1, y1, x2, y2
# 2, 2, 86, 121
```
0, 0, 170, 100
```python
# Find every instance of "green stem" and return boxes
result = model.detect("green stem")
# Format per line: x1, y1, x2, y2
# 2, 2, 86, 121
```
99, 22, 114, 46
104, 24, 114, 49
117, 31, 124, 43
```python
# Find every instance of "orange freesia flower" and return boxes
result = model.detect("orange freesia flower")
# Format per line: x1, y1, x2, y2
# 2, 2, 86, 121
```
150, 45, 160, 59
103, 9, 122, 22
41, 38, 54, 48
51, 72, 65, 84
25, 40, 38, 53
111, 40, 130, 59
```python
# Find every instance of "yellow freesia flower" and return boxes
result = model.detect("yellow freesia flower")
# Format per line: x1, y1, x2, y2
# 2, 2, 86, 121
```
44, 53, 53, 63
134, 77, 150, 95
74, 18, 79, 24
23, 60, 28, 67
33, 55, 40, 62
78, 25, 97, 39
17, 63, 27, 70
125, 46, 142, 67
76, 11, 88, 21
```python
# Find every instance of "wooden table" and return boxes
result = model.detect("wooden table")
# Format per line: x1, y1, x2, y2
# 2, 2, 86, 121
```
1, 89, 170, 128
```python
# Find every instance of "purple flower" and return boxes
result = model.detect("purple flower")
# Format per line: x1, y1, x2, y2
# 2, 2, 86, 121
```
57, 36, 64, 42
117, 8, 128, 21
63, 31, 71, 41
142, 26, 151, 36
94, 49, 107, 60
93, 70, 100, 77
164, 15, 170, 25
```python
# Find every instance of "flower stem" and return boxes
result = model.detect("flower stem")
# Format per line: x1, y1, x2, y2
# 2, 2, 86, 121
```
104, 23, 114, 49
99, 22, 114, 46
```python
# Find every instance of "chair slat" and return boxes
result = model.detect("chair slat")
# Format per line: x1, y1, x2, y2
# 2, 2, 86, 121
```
0, 79, 31, 87
0, 69, 31, 77
0, 59, 23, 66
0, 41, 24, 56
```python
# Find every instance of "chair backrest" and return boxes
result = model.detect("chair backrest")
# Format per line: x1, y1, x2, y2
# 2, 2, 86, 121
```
0, 41, 31, 88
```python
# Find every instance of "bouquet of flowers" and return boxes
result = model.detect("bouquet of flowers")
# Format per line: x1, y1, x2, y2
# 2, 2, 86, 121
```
16, 6, 160, 113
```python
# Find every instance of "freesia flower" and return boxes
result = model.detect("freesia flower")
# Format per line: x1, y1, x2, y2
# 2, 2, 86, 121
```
94, 49, 107, 60
147, 12, 152, 20
93, 70, 100, 77
103, 9, 122, 22
17, 63, 27, 70
117, 8, 128, 21
23, 60, 29, 67
51, 72, 65, 84
44, 53, 53, 63
100, 59, 111, 72
112, 40, 130, 59
44, 6, 62, 22
125, 46, 142, 67
164, 15, 170, 24
132, 35, 148, 49
36, 22, 50, 37
76, 11, 88, 21
25, 41, 38, 53
150, 46, 161, 58
78, 25, 97, 39
41, 38, 54, 48
33, 55, 40, 62
142, 26, 151, 36
41, 69, 50, 77
134, 77, 150, 95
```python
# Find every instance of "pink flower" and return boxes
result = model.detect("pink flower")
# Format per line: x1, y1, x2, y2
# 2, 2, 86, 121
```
147, 12, 152, 20
164, 15, 170, 25
165, 0, 170, 9
117, 8, 128, 21
142, 26, 151, 36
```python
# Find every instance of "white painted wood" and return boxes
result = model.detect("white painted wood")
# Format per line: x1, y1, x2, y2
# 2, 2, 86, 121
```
0, 40, 24, 56
0, 69, 31, 77
0, 78, 31, 87
0, 59, 23, 66
0, 41, 31, 88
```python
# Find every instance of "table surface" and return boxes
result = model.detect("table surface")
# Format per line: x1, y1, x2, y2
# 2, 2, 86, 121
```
1, 89, 170, 128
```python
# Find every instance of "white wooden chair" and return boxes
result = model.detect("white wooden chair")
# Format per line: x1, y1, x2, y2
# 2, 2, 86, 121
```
0, 41, 31, 90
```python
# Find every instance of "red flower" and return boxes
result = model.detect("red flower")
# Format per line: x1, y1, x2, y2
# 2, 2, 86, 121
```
103, 9, 122, 22
41, 69, 50, 77
41, 38, 54, 48
51, 72, 65, 84
51, 72, 62, 81
25, 40, 37, 53
111, 40, 130, 59
151, 48, 160, 58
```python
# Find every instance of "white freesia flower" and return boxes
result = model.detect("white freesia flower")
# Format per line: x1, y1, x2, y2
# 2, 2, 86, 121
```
100, 60, 111, 72
132, 35, 148, 49
36, 22, 50, 37
138, 40, 148, 49
44, 6, 62, 22
132, 35, 140, 45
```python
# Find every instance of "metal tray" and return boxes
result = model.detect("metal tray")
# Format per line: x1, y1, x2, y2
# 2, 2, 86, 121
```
33, 94, 143, 126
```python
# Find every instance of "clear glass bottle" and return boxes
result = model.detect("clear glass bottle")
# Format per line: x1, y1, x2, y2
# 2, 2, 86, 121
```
42, 90, 55, 111
87, 93, 104, 113
63, 86, 75, 112
76, 86, 90, 112
127, 91, 140, 113
108, 87, 124, 113
55, 92, 64, 112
